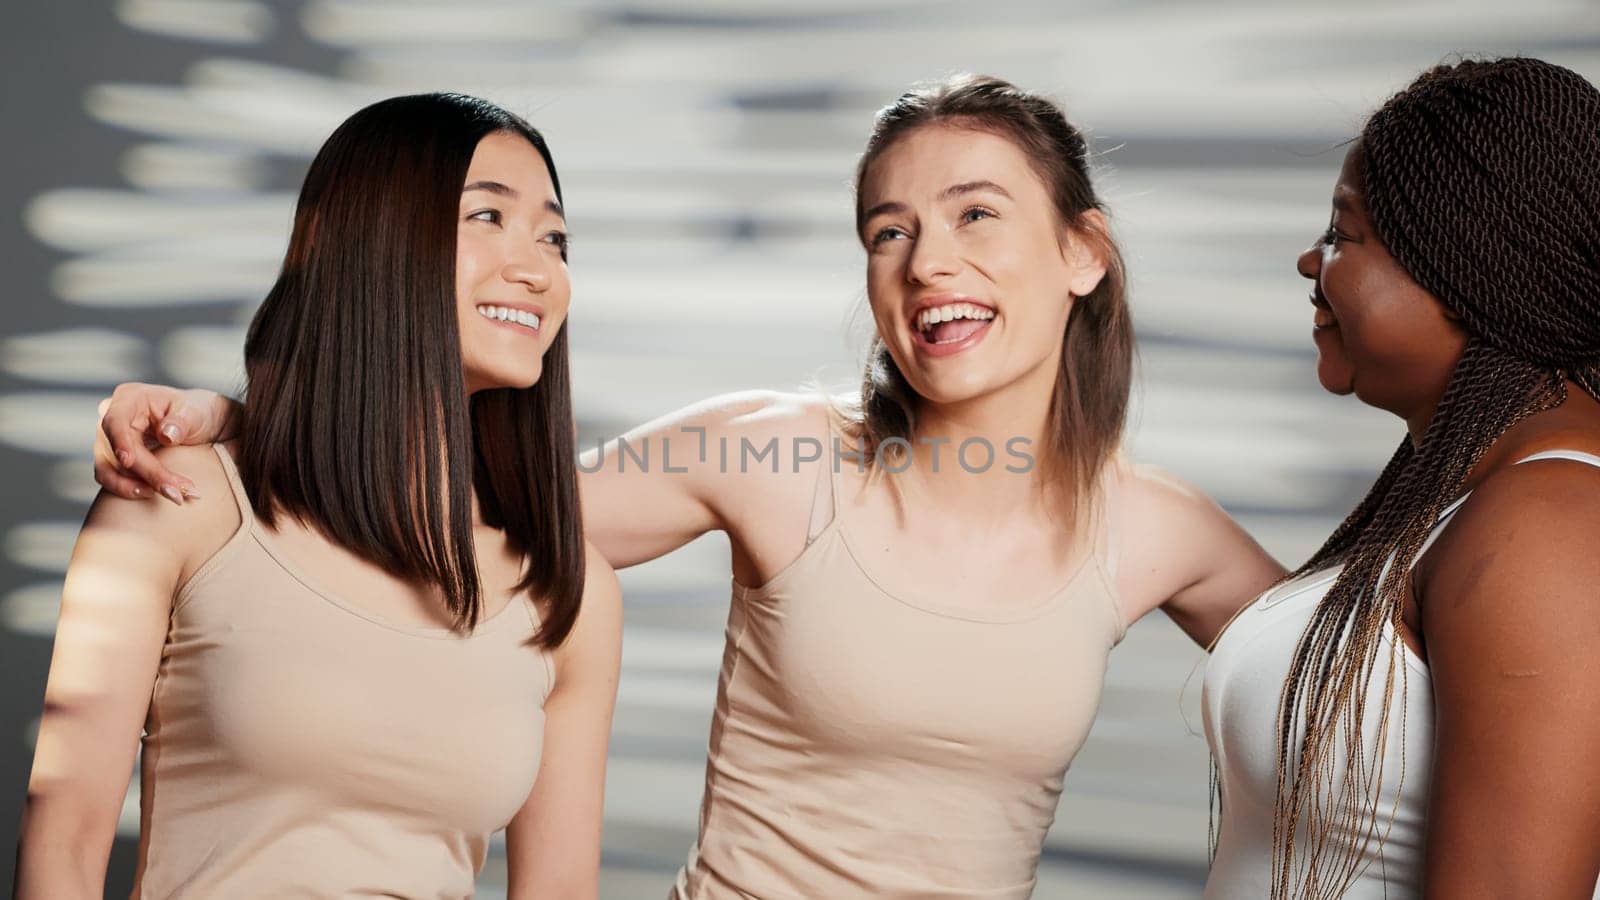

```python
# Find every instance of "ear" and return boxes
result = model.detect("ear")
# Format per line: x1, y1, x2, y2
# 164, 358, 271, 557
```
1061, 208, 1111, 298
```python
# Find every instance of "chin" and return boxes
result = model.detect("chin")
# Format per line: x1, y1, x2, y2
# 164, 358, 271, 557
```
1316, 374, 1356, 396
908, 373, 993, 407
469, 366, 543, 394
1314, 356, 1356, 396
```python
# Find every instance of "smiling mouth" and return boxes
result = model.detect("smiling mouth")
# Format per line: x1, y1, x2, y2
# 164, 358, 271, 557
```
1310, 295, 1338, 330
913, 301, 996, 345
477, 304, 541, 332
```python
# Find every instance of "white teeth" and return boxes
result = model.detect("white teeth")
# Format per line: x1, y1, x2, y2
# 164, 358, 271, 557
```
916, 303, 995, 332
477, 305, 541, 330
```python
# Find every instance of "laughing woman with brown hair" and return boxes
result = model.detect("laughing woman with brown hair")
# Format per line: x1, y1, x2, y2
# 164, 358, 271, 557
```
14, 94, 621, 898
84, 75, 1285, 898
1204, 57, 1600, 899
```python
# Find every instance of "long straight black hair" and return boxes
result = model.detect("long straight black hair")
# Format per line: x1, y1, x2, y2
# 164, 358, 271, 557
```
238, 92, 585, 646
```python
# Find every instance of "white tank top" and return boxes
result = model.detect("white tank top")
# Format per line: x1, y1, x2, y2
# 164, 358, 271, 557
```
1203, 449, 1600, 898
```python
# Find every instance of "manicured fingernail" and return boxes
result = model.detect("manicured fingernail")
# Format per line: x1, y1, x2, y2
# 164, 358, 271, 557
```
117, 450, 135, 469
160, 484, 184, 505
160, 424, 181, 443
131, 485, 148, 498
179, 483, 202, 500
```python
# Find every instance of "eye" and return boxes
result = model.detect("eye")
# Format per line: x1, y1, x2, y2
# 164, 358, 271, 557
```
543, 230, 571, 259
869, 225, 909, 247
467, 208, 502, 225
960, 206, 996, 224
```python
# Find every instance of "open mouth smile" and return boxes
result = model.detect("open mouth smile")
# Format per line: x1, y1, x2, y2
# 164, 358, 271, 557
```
910, 299, 996, 356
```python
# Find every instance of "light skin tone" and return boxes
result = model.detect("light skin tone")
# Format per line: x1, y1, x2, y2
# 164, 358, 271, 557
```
16, 131, 622, 900
84, 121, 1286, 890
93, 123, 1283, 648
1294, 142, 1600, 897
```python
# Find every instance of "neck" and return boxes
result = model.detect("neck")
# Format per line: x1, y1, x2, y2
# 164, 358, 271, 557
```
1404, 404, 1436, 449
904, 369, 1055, 517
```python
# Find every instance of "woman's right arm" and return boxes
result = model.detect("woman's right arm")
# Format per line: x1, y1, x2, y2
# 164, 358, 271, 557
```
13, 459, 217, 897
95, 383, 801, 572
576, 390, 802, 569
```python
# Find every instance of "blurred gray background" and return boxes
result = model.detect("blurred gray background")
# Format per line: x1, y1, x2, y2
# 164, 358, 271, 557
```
3, 1, 1597, 897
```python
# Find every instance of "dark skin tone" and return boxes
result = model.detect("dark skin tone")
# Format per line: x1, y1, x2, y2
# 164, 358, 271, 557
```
1298, 142, 1600, 899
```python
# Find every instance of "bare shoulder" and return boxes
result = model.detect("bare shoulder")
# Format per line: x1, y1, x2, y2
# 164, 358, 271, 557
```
1421, 455, 1600, 705
675, 389, 836, 444
1113, 457, 1228, 525
1108, 456, 1282, 634
81, 443, 242, 587
1426, 455, 1600, 598
604, 390, 836, 475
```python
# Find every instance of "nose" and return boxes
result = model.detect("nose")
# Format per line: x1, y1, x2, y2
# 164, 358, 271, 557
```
905, 227, 959, 286
501, 249, 552, 294
1296, 239, 1322, 281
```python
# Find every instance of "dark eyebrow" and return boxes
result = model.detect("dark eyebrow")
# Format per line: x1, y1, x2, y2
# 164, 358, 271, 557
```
861, 180, 1015, 224
463, 180, 565, 218
463, 180, 518, 198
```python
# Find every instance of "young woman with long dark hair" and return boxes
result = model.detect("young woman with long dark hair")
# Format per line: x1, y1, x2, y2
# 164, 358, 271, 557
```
16, 93, 622, 898
89, 76, 1282, 897
1204, 57, 1600, 899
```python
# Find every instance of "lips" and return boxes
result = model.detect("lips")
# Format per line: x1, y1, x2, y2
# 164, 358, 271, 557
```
910, 315, 994, 358
895, 293, 1001, 359
1310, 294, 1338, 330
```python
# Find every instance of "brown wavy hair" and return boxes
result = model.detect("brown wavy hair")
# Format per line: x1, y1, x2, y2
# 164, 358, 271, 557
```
849, 74, 1132, 524
1267, 57, 1600, 897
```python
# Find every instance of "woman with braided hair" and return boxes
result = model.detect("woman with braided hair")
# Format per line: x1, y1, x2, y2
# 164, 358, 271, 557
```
1205, 57, 1600, 899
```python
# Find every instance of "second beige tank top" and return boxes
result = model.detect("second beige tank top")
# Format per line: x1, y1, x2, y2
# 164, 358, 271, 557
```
671, 455, 1127, 899
131, 444, 554, 898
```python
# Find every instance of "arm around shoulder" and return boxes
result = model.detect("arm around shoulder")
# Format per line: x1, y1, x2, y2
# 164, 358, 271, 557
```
578, 389, 834, 569
505, 542, 622, 900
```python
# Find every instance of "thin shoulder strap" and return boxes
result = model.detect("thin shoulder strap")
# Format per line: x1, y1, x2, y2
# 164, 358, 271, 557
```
1096, 457, 1123, 582
1419, 448, 1600, 557
804, 417, 841, 545
1513, 449, 1600, 469
211, 443, 258, 522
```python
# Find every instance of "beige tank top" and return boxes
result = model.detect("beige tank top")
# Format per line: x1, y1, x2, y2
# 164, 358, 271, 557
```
672, 455, 1127, 899
131, 445, 554, 899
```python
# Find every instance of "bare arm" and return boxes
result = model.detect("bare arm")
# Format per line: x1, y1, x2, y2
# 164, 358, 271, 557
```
15, 446, 232, 898
577, 390, 823, 570
96, 383, 823, 578
504, 544, 623, 900
1113, 462, 1287, 647
1420, 462, 1600, 899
